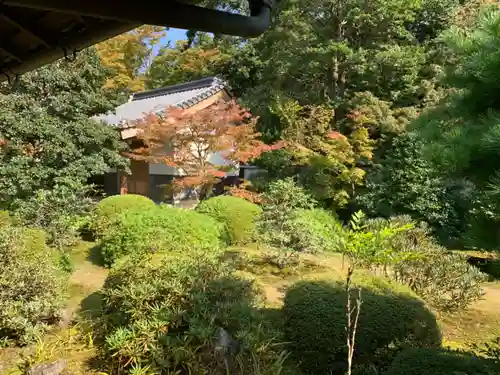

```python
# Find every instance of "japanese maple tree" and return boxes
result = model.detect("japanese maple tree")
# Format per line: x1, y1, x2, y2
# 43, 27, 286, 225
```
127, 100, 282, 199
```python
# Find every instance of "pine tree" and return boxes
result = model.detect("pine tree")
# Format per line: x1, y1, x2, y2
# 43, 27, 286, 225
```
414, 8, 500, 249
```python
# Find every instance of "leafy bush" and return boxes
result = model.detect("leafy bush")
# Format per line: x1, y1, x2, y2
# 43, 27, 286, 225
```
0, 225, 68, 346
393, 251, 486, 312
288, 208, 343, 253
91, 194, 155, 238
0, 210, 11, 227
257, 178, 316, 265
368, 216, 487, 312
98, 251, 282, 374
339, 212, 414, 272
100, 204, 223, 266
12, 184, 95, 249
196, 195, 262, 245
472, 336, 500, 361
366, 215, 435, 252
384, 348, 500, 375
283, 278, 441, 375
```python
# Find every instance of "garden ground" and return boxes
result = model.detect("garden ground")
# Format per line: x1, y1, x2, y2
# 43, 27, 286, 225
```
1, 242, 499, 374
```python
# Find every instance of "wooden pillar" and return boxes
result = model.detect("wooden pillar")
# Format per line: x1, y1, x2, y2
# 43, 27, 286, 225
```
128, 159, 150, 196
119, 172, 128, 195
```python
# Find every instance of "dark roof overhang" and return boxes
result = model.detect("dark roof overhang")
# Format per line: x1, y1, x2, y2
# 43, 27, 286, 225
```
0, 0, 276, 82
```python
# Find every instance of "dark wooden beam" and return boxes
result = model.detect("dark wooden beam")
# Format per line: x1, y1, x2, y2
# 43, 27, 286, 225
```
4, 0, 186, 23
0, 20, 137, 82
4, 0, 274, 37
0, 6, 52, 48
0, 44, 23, 62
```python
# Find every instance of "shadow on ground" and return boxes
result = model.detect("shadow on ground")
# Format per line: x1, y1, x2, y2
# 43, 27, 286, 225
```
86, 244, 106, 267
467, 255, 500, 280
78, 291, 105, 320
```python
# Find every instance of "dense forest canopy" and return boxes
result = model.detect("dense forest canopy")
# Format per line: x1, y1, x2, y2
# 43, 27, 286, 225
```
0, 0, 498, 251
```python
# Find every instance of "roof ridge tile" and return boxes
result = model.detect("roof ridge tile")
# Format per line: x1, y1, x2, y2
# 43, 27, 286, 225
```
131, 76, 225, 101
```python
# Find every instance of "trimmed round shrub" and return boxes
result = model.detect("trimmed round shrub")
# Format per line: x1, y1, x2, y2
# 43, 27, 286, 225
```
0, 225, 67, 345
99, 251, 270, 373
283, 277, 441, 375
100, 204, 224, 266
196, 195, 262, 245
289, 208, 343, 252
385, 348, 500, 375
91, 194, 155, 237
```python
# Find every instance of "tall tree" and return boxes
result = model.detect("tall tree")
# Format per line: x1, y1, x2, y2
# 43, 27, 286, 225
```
127, 100, 281, 200
255, 98, 374, 208
145, 35, 232, 89
228, 0, 473, 214
235, 0, 459, 118
0, 48, 128, 206
146, 41, 230, 89
356, 133, 447, 228
413, 7, 500, 249
96, 26, 166, 93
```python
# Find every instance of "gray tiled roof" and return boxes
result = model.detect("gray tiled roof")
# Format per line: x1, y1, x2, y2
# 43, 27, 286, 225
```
94, 76, 227, 128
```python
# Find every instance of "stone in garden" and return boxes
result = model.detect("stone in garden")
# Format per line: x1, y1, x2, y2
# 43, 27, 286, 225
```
215, 327, 240, 356
27, 360, 67, 375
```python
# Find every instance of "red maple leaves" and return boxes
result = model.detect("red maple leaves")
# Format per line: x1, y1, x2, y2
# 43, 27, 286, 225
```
125, 100, 282, 194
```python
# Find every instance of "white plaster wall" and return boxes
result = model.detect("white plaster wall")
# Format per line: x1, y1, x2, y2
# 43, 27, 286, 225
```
148, 151, 239, 177
149, 163, 184, 176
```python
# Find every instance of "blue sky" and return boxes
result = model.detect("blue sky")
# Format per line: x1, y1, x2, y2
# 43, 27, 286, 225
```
152, 28, 188, 55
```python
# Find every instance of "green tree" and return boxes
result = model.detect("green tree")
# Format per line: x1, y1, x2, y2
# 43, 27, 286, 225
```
334, 210, 414, 375
0, 48, 128, 207
356, 133, 447, 230
96, 25, 166, 93
413, 8, 500, 249
219, 0, 464, 214
257, 178, 316, 266
146, 33, 233, 89
230, 0, 459, 124
255, 99, 373, 208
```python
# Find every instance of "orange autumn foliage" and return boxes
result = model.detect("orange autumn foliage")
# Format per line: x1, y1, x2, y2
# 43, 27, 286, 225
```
96, 25, 166, 92
227, 186, 264, 204
126, 100, 283, 193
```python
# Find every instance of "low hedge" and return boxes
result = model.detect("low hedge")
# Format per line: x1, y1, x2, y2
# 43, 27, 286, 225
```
196, 195, 262, 245
394, 250, 486, 312
283, 277, 441, 375
100, 204, 224, 266
385, 348, 500, 375
289, 208, 342, 252
0, 225, 67, 345
368, 216, 487, 312
99, 251, 265, 373
91, 194, 156, 238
